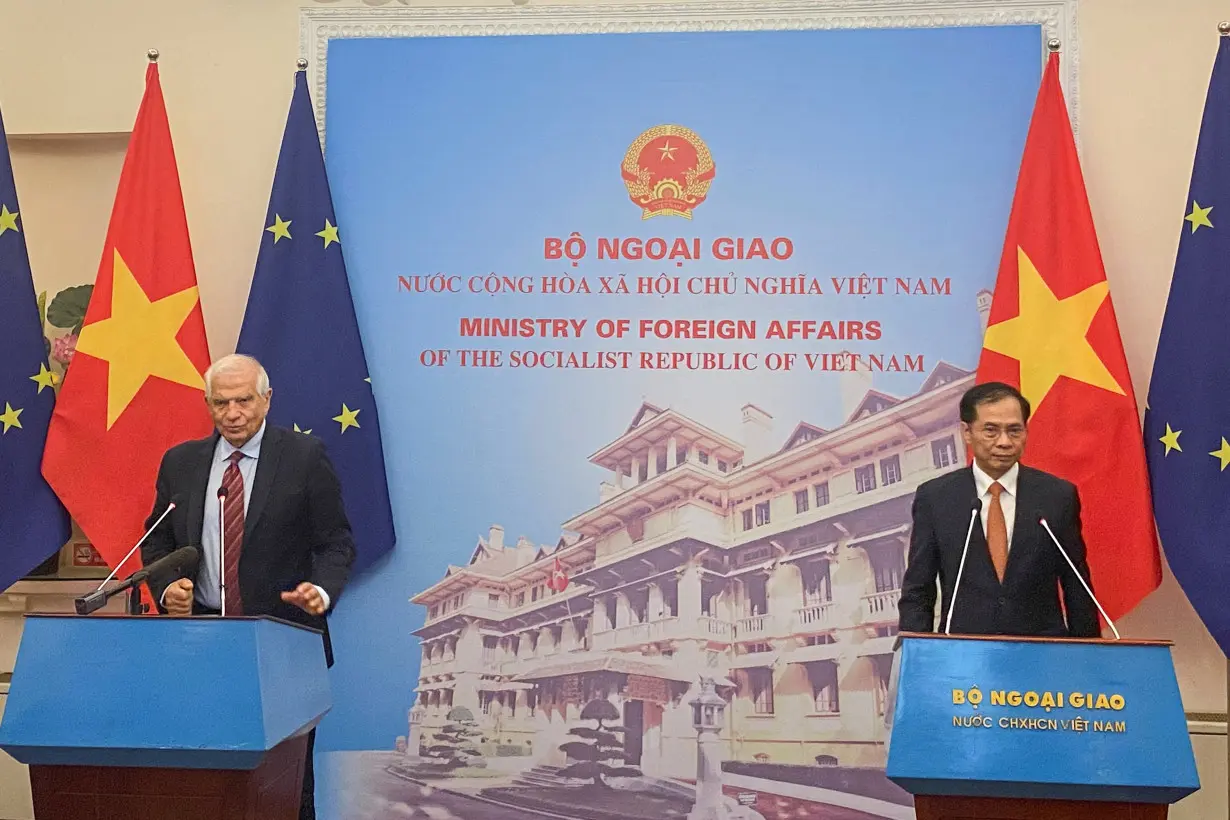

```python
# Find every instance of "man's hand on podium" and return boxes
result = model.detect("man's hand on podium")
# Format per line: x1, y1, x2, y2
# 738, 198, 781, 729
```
163, 578, 194, 616
281, 582, 326, 616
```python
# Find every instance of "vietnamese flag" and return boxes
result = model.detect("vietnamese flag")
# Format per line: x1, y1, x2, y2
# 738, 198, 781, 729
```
977, 50, 1161, 621
42, 61, 212, 578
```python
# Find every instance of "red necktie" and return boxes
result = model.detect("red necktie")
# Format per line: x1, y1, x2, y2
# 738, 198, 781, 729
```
222, 451, 246, 615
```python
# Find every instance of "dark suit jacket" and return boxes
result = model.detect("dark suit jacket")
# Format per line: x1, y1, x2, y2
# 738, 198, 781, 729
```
141, 424, 356, 665
898, 464, 1100, 638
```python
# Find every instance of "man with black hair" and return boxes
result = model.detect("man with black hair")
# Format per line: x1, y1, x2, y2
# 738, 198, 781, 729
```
898, 381, 1099, 637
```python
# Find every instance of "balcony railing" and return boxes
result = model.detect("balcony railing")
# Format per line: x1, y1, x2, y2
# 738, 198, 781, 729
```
735, 614, 770, 638
794, 602, 834, 630
698, 615, 732, 639
862, 589, 901, 623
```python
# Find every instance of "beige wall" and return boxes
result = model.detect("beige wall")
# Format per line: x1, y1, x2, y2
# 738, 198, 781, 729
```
0, 0, 1224, 813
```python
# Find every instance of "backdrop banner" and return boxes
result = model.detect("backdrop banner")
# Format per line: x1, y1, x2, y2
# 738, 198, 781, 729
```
313, 21, 1043, 820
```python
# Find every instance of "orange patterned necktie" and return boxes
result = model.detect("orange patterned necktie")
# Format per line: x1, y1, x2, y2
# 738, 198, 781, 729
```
987, 481, 1008, 582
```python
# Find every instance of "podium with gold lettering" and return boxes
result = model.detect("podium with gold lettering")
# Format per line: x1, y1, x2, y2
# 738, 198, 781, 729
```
886, 633, 1199, 819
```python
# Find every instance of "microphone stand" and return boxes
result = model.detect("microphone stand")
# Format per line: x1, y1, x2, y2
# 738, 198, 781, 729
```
76, 501, 176, 616
944, 502, 982, 635
1039, 516, 1121, 639
217, 487, 228, 617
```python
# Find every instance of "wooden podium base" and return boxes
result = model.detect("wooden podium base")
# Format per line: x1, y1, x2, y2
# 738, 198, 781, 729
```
28, 733, 307, 820
915, 794, 1168, 820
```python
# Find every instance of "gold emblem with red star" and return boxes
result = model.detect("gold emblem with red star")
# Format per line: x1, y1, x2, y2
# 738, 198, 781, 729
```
621, 125, 715, 219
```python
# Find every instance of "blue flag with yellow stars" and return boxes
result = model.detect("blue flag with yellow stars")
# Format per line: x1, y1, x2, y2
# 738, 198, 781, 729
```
0, 103, 71, 587
237, 68, 396, 574
1144, 33, 1230, 655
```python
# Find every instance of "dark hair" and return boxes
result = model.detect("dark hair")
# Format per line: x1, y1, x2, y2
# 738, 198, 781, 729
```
959, 382, 1031, 424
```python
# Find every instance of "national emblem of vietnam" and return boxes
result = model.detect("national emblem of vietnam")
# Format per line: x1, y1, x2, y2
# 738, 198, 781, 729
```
621, 125, 716, 219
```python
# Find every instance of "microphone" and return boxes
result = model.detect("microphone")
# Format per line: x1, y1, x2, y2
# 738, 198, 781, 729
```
943, 497, 983, 635
217, 485, 229, 617
1037, 511, 1120, 640
75, 546, 200, 616
74, 497, 180, 615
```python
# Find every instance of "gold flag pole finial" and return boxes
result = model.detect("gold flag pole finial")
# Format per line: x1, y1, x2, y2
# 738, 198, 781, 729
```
297, 58, 309, 71
1047, 38, 1061, 53
147, 49, 160, 63
1219, 21, 1230, 36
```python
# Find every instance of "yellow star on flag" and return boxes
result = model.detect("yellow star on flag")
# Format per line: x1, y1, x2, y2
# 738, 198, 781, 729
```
316, 219, 340, 249
74, 249, 204, 429
1159, 423, 1182, 455
294, 423, 313, 435
1210, 438, 1230, 471
1185, 201, 1213, 233
0, 402, 22, 433
0, 204, 19, 236
982, 247, 1125, 411
29, 363, 58, 393
266, 214, 292, 243
332, 403, 360, 433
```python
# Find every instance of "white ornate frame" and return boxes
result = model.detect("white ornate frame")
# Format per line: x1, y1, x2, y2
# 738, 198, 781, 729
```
300, 0, 1080, 145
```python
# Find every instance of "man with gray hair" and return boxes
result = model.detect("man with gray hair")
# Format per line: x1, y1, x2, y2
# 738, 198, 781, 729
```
141, 353, 355, 820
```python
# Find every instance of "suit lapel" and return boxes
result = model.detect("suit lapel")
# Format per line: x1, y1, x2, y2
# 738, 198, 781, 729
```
246, 425, 282, 539
961, 466, 1013, 586
1004, 466, 1031, 581
186, 435, 218, 544
958, 467, 998, 579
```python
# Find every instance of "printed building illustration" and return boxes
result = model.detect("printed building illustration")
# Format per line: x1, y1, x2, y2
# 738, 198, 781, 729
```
409, 356, 978, 780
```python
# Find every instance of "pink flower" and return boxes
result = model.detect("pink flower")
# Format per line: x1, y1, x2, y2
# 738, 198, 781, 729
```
52, 334, 77, 366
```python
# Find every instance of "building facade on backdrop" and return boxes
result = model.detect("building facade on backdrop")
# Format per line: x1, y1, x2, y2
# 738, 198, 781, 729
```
410, 300, 989, 779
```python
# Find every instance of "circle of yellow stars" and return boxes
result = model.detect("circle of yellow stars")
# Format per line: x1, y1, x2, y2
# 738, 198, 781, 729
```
1, 204, 61, 436
265, 213, 339, 249
1155, 199, 1228, 470
262, 211, 362, 436
290, 379, 373, 436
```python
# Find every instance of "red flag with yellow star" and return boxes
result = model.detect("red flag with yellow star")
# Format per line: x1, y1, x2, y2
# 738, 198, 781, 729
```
42, 62, 211, 580
978, 51, 1161, 621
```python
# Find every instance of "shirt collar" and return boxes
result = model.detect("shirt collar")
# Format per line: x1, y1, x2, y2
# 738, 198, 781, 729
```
217, 421, 266, 463
972, 460, 1019, 497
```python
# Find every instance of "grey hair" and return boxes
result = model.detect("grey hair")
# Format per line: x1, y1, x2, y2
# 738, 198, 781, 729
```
204, 354, 271, 401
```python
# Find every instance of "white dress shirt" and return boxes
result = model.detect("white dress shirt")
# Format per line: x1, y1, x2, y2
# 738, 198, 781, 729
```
972, 461, 1019, 550
194, 422, 330, 612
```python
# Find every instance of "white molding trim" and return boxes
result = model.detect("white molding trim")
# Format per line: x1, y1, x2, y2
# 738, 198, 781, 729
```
300, 0, 1080, 145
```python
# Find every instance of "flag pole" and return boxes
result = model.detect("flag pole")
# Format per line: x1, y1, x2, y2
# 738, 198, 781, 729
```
147, 49, 159, 62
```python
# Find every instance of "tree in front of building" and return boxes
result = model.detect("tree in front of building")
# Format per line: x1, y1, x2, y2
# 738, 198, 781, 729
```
559, 699, 641, 787
423, 706, 486, 769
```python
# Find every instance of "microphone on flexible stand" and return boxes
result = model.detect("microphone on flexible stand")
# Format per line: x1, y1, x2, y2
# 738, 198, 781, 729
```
1036, 512, 1120, 640
75, 546, 200, 616
943, 497, 983, 635
74, 498, 179, 616
217, 485, 229, 617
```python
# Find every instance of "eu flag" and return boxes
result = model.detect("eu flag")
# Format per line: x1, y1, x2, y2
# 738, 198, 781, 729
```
237, 69, 396, 573
1143, 34, 1230, 655
0, 103, 71, 588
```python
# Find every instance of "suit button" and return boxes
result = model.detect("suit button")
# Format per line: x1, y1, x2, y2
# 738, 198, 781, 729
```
998, 596, 1007, 605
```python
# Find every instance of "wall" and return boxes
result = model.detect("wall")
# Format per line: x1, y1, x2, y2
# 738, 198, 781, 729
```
0, 0, 1224, 816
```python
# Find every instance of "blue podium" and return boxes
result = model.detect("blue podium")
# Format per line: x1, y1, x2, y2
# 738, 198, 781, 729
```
0, 614, 330, 820
886, 633, 1199, 819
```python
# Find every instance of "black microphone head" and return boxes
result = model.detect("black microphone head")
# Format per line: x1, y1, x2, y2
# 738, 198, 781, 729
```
169, 545, 202, 577
143, 545, 202, 588
216, 485, 229, 500
971, 497, 983, 512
